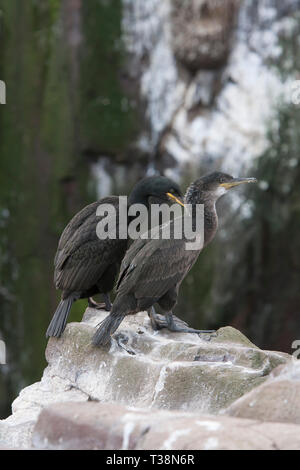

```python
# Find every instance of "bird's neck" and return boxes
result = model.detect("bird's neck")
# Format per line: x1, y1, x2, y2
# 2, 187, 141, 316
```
186, 191, 218, 247
203, 200, 218, 246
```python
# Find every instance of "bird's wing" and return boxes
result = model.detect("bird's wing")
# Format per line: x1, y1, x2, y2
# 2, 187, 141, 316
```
116, 236, 149, 290
55, 201, 100, 257
54, 197, 126, 292
55, 237, 127, 292
55, 200, 103, 267
116, 222, 165, 290
117, 236, 200, 300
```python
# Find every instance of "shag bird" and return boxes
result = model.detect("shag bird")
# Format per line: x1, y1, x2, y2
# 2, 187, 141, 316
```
92, 172, 257, 346
46, 176, 183, 338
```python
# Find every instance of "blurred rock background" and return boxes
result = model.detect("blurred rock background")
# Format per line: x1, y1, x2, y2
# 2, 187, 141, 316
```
0, 0, 300, 418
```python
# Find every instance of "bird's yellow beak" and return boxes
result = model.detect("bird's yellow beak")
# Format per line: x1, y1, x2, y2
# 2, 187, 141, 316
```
220, 177, 257, 189
166, 192, 185, 207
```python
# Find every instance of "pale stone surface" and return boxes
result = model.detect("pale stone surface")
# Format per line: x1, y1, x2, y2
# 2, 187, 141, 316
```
225, 360, 300, 424
44, 309, 287, 414
0, 308, 289, 449
32, 401, 300, 450
0, 376, 88, 449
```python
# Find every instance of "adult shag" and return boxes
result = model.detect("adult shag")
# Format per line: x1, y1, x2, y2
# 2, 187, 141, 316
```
46, 176, 183, 338
92, 172, 257, 346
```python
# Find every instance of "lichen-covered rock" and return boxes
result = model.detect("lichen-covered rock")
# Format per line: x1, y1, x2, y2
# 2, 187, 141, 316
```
225, 359, 300, 424
32, 401, 300, 450
0, 308, 289, 449
44, 309, 287, 413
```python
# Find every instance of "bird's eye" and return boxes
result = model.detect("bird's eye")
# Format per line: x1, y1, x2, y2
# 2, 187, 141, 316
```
169, 188, 175, 194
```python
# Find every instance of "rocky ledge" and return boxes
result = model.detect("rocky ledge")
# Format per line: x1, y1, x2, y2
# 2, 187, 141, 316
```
0, 308, 299, 450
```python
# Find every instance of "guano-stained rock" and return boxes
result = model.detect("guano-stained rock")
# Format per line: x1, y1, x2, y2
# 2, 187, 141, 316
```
0, 308, 289, 449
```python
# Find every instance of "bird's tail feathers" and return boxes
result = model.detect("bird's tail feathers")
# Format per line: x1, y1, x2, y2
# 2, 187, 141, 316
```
46, 293, 78, 338
92, 313, 126, 347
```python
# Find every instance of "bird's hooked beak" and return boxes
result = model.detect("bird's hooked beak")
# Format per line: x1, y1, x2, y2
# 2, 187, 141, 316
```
166, 192, 185, 207
220, 177, 257, 190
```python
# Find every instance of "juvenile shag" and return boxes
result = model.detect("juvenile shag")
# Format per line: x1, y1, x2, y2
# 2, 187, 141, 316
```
92, 172, 257, 346
46, 176, 183, 338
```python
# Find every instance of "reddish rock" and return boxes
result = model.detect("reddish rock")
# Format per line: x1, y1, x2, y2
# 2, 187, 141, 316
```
32, 401, 300, 450
226, 360, 300, 424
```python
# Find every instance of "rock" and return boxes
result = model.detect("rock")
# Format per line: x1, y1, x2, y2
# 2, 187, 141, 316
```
0, 375, 88, 449
45, 309, 287, 413
121, 0, 295, 178
0, 308, 289, 449
184, 71, 218, 110
170, 0, 240, 71
32, 401, 300, 450
225, 359, 300, 424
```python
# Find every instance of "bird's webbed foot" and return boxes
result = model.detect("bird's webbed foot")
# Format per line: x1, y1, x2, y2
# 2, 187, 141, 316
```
147, 307, 177, 330
165, 312, 216, 338
88, 294, 112, 311
88, 297, 103, 309
148, 309, 216, 339
148, 308, 189, 330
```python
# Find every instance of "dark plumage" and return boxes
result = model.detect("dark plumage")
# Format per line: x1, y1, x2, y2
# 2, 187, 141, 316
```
92, 172, 257, 346
46, 176, 182, 338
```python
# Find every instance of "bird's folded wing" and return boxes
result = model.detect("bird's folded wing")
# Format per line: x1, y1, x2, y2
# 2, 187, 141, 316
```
54, 238, 126, 292
54, 197, 119, 271
117, 238, 198, 299
116, 236, 149, 290
54, 197, 127, 291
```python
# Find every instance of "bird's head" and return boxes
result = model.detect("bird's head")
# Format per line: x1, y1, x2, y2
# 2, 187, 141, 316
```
186, 172, 257, 205
129, 175, 184, 207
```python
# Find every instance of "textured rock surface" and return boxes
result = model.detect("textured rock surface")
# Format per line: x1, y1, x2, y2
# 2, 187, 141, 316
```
44, 309, 288, 413
120, 0, 297, 177
0, 376, 88, 449
32, 401, 300, 450
226, 360, 300, 424
0, 308, 289, 449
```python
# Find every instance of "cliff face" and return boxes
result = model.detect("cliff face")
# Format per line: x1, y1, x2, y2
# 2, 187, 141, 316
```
1, 308, 300, 450
120, 0, 296, 176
